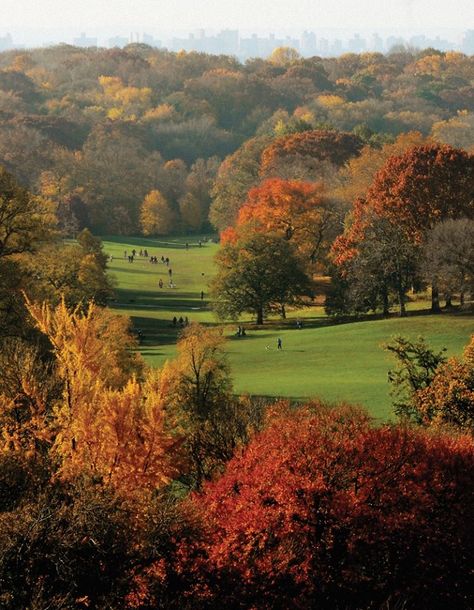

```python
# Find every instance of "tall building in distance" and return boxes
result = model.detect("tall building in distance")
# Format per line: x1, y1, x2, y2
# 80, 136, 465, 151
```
462, 30, 474, 55
0, 33, 13, 51
73, 33, 98, 48
142, 33, 162, 48
348, 33, 366, 53
108, 35, 129, 48
301, 31, 318, 56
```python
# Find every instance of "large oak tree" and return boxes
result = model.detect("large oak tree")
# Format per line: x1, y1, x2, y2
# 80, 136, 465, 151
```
211, 232, 313, 324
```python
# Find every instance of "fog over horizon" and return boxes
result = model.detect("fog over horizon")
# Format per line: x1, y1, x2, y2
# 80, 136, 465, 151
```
1, 0, 473, 47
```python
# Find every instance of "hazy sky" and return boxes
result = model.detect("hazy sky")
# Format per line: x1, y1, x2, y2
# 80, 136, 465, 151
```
2, 0, 473, 42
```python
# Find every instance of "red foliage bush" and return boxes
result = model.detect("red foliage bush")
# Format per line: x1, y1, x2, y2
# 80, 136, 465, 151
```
178, 403, 474, 609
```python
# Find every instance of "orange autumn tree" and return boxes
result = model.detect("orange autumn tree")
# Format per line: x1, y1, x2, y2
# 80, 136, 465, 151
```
24, 297, 179, 497
413, 334, 474, 433
174, 403, 474, 610
332, 144, 474, 310
234, 177, 339, 266
334, 131, 431, 207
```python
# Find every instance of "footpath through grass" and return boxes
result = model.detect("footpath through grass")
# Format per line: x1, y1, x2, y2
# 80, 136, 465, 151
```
103, 235, 474, 421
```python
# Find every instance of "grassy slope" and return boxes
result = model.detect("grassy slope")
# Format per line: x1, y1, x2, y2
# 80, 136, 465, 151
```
104, 236, 474, 421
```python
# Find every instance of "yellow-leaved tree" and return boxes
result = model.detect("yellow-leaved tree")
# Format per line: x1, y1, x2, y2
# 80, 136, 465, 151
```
24, 297, 180, 497
464, 335, 474, 368
140, 190, 176, 236
268, 46, 301, 66
0, 339, 56, 456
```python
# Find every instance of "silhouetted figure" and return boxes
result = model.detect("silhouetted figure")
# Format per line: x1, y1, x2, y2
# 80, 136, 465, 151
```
200, 290, 204, 300
277, 338, 282, 350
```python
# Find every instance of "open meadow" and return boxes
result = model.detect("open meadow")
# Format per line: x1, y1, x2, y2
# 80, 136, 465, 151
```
104, 235, 474, 420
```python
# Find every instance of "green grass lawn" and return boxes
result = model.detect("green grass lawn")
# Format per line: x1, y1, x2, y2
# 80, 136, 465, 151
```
103, 235, 474, 421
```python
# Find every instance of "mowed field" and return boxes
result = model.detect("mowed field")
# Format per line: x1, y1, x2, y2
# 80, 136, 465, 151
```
103, 235, 474, 421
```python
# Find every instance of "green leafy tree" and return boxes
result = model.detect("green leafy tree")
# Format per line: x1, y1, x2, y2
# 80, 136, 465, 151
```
211, 232, 313, 324
385, 336, 447, 421
209, 135, 271, 231
161, 323, 260, 488
422, 219, 474, 307
387, 335, 474, 432
0, 166, 56, 260
76, 228, 108, 269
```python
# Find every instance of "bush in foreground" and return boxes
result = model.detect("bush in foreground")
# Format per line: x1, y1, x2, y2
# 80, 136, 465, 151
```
173, 403, 474, 609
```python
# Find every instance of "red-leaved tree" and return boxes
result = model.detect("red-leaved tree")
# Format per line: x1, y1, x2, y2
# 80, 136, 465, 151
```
332, 144, 474, 311
175, 403, 474, 609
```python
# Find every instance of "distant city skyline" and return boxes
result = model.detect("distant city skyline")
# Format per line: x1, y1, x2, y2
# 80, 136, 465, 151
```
1, 0, 473, 56
1, 27, 474, 59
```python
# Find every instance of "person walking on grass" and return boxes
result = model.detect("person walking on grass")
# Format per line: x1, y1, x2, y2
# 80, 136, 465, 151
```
277, 337, 282, 350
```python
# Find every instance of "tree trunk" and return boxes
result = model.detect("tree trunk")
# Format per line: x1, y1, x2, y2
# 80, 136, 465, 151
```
256, 306, 263, 325
431, 282, 441, 313
280, 303, 286, 319
460, 291, 465, 306
382, 287, 390, 317
397, 286, 406, 317
444, 294, 452, 308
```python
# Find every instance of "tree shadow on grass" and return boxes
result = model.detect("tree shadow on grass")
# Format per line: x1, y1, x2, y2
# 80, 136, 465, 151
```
112, 292, 205, 311
254, 306, 464, 332
227, 332, 280, 341
140, 350, 173, 358
103, 235, 216, 250
109, 265, 170, 276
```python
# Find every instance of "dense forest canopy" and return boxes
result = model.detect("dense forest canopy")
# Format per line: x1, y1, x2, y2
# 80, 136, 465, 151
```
0, 43, 474, 608
0, 44, 473, 235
